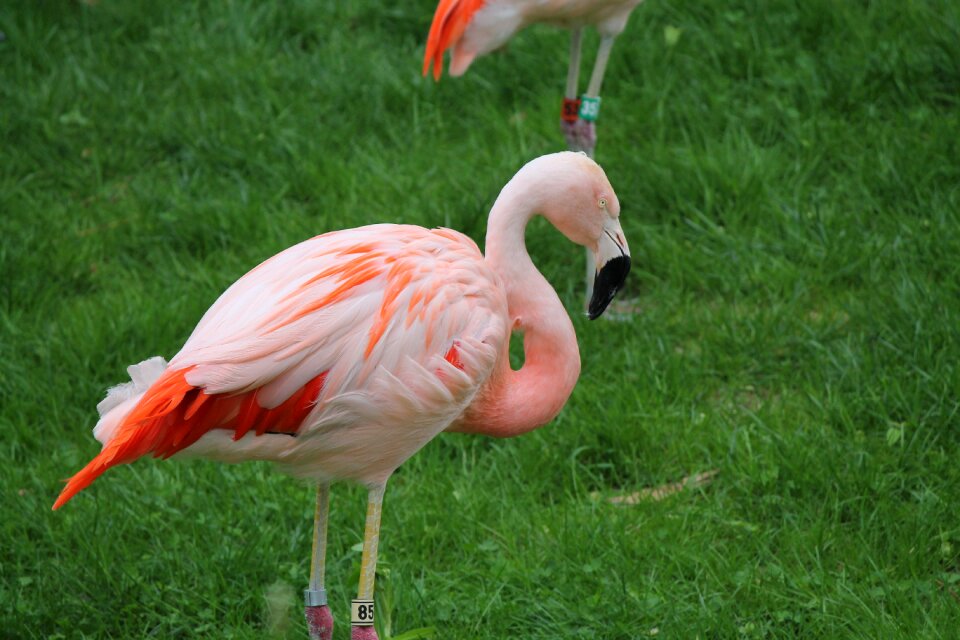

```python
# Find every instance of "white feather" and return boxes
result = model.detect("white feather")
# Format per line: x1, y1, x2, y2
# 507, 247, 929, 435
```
92, 356, 168, 444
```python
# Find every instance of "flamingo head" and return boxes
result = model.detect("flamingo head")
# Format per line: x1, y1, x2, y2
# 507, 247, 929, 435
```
530, 152, 632, 319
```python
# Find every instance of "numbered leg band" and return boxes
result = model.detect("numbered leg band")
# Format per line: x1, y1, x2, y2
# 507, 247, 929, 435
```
351, 599, 375, 626
304, 588, 327, 607
561, 98, 581, 123
579, 95, 601, 122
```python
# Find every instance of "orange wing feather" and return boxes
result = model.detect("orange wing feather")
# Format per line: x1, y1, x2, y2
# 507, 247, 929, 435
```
423, 0, 486, 80
52, 368, 327, 510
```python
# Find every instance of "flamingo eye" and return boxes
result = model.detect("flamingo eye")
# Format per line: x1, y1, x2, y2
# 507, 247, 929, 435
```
598, 197, 607, 208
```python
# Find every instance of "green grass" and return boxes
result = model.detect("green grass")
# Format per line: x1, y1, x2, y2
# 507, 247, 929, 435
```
2, 0, 960, 637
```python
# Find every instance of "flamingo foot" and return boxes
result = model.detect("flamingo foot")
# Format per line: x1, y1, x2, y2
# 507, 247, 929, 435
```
561, 119, 583, 152
350, 625, 379, 640
559, 119, 597, 156
574, 118, 597, 158
305, 604, 334, 640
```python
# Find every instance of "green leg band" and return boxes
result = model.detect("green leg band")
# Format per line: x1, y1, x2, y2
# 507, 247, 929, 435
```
579, 95, 601, 122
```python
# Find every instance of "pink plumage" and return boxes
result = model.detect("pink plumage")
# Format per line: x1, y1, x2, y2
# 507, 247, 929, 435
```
54, 225, 507, 508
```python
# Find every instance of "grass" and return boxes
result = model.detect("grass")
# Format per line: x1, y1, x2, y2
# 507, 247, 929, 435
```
2, 0, 959, 637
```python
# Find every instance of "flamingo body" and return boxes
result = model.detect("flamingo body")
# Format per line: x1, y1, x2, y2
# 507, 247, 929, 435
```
54, 225, 507, 508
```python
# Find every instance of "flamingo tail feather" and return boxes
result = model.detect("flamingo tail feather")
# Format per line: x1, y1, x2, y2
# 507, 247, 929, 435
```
52, 365, 327, 510
423, 0, 486, 80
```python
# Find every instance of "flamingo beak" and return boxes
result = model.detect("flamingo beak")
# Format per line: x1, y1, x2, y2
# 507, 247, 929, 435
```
588, 218, 631, 320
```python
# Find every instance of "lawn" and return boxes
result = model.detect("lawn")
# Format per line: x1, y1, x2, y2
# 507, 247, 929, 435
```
2, 0, 959, 638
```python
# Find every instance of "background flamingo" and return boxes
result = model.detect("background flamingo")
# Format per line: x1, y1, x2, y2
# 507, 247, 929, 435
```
423, 0, 645, 158
52, 152, 630, 640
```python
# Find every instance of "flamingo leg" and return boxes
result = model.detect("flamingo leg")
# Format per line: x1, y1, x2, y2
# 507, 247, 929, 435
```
305, 483, 334, 640
586, 34, 616, 97
351, 483, 386, 640
560, 28, 584, 151
576, 34, 617, 159
566, 28, 583, 100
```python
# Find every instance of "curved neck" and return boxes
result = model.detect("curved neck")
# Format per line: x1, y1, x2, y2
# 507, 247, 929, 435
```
462, 177, 581, 438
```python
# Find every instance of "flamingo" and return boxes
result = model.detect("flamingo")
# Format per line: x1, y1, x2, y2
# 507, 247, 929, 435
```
423, 0, 645, 158
52, 152, 631, 640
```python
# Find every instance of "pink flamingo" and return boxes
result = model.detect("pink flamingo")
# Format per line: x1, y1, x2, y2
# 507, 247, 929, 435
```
52, 152, 630, 640
423, 0, 645, 158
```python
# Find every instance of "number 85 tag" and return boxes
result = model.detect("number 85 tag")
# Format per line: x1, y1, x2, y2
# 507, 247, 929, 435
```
351, 599, 375, 626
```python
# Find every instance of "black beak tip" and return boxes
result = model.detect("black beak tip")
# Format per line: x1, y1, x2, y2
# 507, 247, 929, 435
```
588, 255, 631, 319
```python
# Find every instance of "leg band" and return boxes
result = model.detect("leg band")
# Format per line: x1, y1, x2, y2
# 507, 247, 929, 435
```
562, 98, 581, 123
579, 96, 601, 122
351, 599, 375, 626
304, 588, 328, 607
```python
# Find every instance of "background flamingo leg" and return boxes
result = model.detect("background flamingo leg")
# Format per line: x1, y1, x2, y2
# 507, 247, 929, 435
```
351, 483, 386, 640
560, 28, 584, 151
575, 34, 617, 158
305, 484, 334, 640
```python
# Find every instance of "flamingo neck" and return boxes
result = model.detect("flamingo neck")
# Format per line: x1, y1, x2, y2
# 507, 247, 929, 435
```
461, 176, 582, 438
